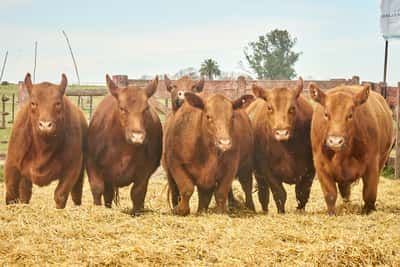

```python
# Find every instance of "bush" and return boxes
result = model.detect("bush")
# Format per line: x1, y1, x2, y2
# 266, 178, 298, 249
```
1, 81, 9, 86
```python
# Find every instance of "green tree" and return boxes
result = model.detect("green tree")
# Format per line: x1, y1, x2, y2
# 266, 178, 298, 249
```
244, 29, 301, 80
199, 59, 221, 80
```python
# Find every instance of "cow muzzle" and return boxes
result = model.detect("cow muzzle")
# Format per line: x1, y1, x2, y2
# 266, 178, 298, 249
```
326, 135, 345, 150
38, 120, 56, 134
216, 138, 232, 152
274, 129, 290, 141
129, 131, 146, 145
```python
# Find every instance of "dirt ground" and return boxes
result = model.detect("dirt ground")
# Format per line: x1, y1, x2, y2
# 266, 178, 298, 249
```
0, 168, 399, 266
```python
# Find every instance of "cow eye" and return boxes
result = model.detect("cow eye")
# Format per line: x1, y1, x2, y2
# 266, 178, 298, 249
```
289, 106, 296, 113
206, 115, 213, 122
55, 102, 61, 108
347, 113, 353, 120
267, 105, 273, 112
31, 102, 37, 108
119, 107, 127, 113
324, 111, 329, 120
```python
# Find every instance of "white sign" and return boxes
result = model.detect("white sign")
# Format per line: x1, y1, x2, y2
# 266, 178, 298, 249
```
381, 0, 400, 39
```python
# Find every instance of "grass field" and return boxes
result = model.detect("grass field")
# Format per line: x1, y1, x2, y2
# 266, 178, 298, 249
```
0, 169, 399, 266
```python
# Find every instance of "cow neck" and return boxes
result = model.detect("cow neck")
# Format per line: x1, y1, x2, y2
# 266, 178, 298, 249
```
198, 113, 221, 158
30, 119, 65, 171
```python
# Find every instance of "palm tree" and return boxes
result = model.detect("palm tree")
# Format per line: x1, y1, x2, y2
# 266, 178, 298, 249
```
199, 59, 221, 80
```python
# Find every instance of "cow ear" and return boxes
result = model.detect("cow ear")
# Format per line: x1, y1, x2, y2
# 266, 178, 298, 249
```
294, 77, 303, 98
164, 75, 173, 92
192, 77, 205, 92
59, 73, 68, 95
353, 84, 370, 106
106, 74, 119, 98
184, 92, 204, 110
145, 75, 158, 97
232, 94, 255, 110
252, 84, 267, 101
309, 83, 326, 106
24, 73, 33, 95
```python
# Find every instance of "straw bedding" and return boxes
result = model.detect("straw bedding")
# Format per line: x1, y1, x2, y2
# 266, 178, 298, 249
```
0, 169, 399, 266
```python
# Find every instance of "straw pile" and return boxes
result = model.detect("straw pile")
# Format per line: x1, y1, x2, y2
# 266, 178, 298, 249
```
0, 169, 399, 266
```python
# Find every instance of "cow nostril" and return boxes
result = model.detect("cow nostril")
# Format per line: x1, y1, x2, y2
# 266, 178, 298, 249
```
39, 121, 53, 129
218, 139, 231, 146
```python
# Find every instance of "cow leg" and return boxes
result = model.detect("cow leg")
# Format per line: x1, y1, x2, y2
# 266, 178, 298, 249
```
238, 169, 255, 211
295, 173, 314, 211
131, 176, 151, 215
198, 187, 214, 213
19, 177, 32, 204
170, 163, 194, 216
228, 189, 241, 209
362, 163, 380, 214
71, 163, 84, 206
214, 166, 237, 214
5, 165, 21, 204
103, 181, 115, 208
268, 177, 287, 214
86, 158, 104, 206
338, 182, 351, 202
255, 174, 269, 213
54, 164, 82, 209
317, 171, 337, 216
167, 171, 179, 208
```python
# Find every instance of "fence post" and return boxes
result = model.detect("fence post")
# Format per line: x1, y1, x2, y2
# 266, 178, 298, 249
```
396, 82, 400, 178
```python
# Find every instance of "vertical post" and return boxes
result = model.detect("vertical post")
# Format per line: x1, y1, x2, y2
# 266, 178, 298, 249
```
396, 82, 400, 179
89, 96, 93, 120
383, 40, 389, 98
10, 93, 15, 123
62, 30, 80, 85
1, 95, 6, 129
0, 51, 8, 83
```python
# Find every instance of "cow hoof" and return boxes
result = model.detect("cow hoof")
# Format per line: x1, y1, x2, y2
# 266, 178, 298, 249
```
361, 206, 376, 215
172, 207, 190, 216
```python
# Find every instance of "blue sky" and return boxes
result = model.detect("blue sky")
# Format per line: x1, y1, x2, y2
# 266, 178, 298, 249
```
1, 0, 399, 85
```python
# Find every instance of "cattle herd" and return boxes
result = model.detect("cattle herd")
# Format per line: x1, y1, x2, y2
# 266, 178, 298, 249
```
4, 73, 394, 216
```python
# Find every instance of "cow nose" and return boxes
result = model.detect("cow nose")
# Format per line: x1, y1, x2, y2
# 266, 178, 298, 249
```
130, 131, 145, 144
275, 129, 290, 140
217, 138, 232, 151
326, 136, 345, 149
38, 120, 54, 131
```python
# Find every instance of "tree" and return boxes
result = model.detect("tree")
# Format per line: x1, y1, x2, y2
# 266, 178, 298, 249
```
244, 29, 301, 80
199, 59, 221, 80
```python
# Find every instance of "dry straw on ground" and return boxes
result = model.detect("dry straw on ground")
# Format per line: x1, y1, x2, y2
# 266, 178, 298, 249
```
0, 168, 399, 266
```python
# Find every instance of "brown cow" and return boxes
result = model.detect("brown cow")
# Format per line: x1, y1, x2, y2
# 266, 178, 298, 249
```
86, 75, 162, 215
249, 78, 315, 213
4, 73, 87, 208
164, 75, 205, 112
163, 76, 251, 210
164, 92, 255, 216
309, 83, 393, 215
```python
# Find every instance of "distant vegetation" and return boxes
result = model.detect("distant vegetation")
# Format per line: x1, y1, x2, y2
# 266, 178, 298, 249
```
244, 29, 301, 80
199, 58, 221, 80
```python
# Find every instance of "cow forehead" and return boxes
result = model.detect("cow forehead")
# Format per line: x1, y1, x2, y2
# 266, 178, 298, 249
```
31, 83, 62, 100
326, 92, 354, 113
269, 88, 295, 108
118, 87, 147, 104
206, 95, 232, 114
173, 78, 195, 90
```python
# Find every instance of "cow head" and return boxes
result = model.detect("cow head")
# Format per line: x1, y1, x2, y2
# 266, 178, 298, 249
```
26, 73, 67, 137
309, 83, 370, 151
252, 77, 304, 141
106, 74, 158, 145
184, 92, 254, 152
164, 75, 204, 111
